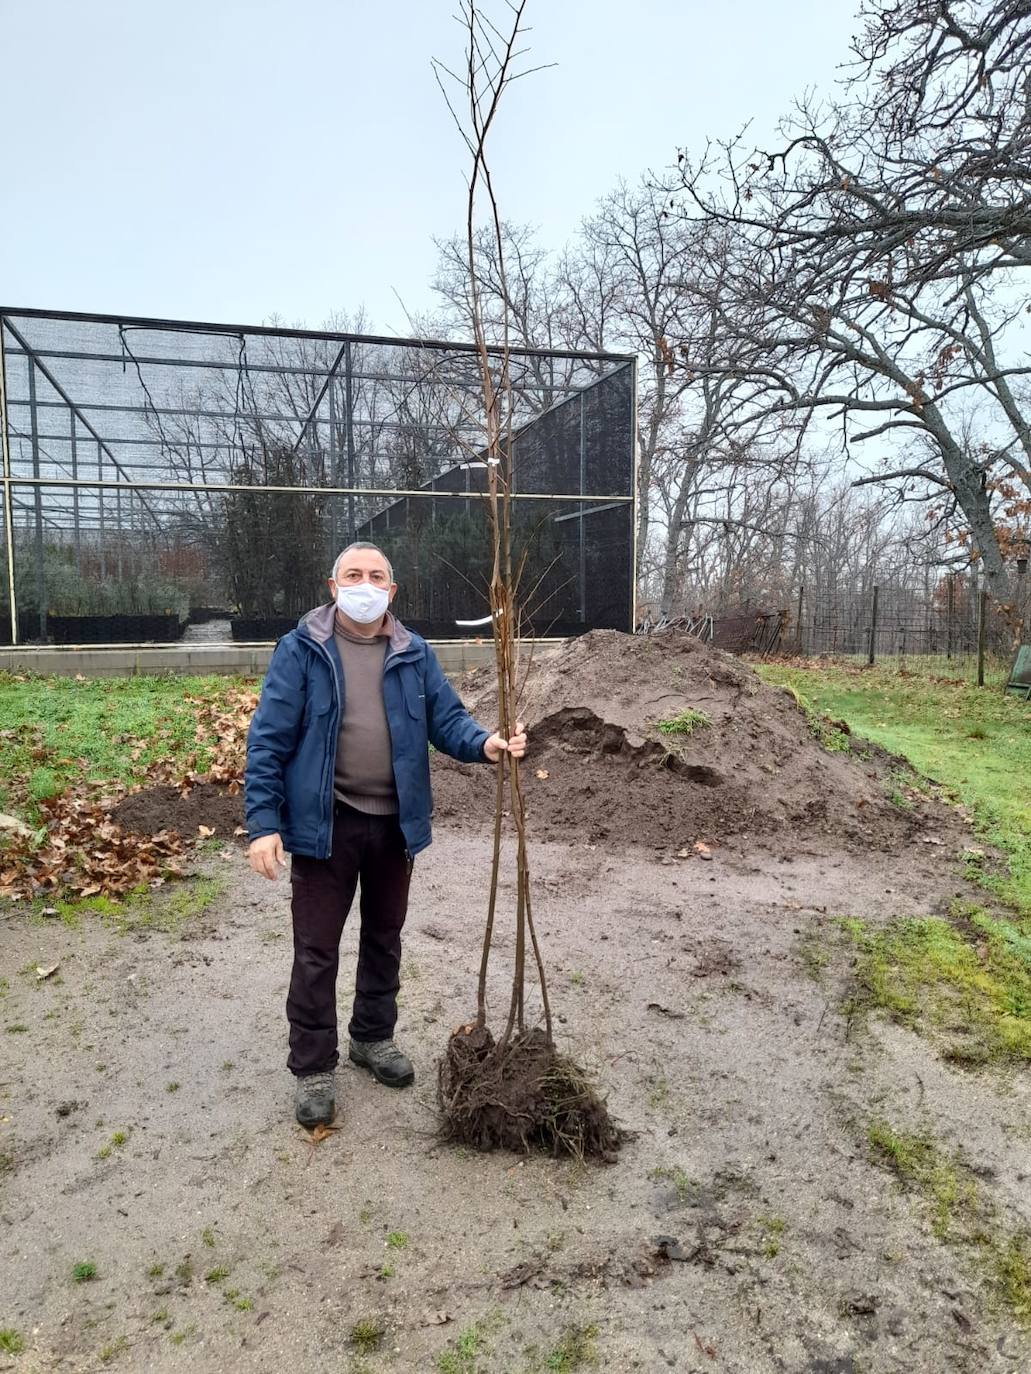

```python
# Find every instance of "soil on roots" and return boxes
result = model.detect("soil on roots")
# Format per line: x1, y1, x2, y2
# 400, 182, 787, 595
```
438, 1024, 622, 1160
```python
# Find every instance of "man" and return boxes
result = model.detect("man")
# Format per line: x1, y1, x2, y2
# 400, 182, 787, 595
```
244, 542, 526, 1128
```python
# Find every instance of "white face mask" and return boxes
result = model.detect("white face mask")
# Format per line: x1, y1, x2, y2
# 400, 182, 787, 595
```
336, 583, 390, 624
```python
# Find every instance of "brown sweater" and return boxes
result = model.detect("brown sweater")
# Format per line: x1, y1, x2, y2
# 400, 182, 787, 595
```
332, 622, 398, 815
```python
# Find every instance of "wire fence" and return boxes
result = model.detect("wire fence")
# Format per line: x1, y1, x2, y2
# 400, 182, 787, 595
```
638, 576, 1031, 690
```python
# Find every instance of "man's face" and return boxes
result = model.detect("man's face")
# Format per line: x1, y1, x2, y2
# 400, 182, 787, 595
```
328, 549, 397, 605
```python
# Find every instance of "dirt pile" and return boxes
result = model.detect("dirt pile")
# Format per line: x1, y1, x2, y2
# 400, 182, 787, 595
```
431, 629, 963, 854
110, 782, 245, 840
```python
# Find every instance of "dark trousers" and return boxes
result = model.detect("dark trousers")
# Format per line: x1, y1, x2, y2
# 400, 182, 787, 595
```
286, 803, 412, 1077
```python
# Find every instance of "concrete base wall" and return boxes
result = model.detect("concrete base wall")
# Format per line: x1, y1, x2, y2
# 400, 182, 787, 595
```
0, 640, 560, 679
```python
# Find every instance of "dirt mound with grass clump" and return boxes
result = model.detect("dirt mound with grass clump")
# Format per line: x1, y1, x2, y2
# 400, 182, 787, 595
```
431, 628, 965, 854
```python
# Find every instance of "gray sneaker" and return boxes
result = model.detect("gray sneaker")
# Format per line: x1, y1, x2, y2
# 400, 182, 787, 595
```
348, 1038, 414, 1088
294, 1070, 336, 1128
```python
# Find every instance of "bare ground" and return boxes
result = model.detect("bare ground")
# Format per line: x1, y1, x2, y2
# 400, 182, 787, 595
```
2, 824, 1029, 1374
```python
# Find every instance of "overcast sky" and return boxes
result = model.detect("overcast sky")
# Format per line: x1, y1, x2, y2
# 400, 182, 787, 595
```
4, 1, 862, 336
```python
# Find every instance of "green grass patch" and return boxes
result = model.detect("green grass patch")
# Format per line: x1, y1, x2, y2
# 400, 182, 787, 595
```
0, 1329, 25, 1354
842, 909, 1031, 1065
656, 707, 711, 736
648, 1165, 695, 1204
95, 876, 227, 936
798, 930, 831, 981
72, 1260, 97, 1282
757, 663, 1031, 915
99, 1335, 129, 1363
0, 673, 251, 823
436, 1314, 504, 1374
868, 1120, 975, 1239
350, 1316, 386, 1354
757, 1214, 786, 1258
19, 873, 224, 932
541, 1323, 599, 1371
866, 1117, 1030, 1320
777, 680, 851, 752
988, 1235, 1031, 1322
96, 1128, 129, 1160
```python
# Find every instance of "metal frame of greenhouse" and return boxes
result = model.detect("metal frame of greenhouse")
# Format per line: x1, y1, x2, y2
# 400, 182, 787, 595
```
0, 308, 637, 650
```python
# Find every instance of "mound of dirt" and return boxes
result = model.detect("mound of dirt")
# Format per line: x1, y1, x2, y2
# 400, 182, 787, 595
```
432, 629, 966, 854
110, 782, 245, 841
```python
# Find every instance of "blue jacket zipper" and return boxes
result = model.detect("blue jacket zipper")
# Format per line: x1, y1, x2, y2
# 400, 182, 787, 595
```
305, 631, 420, 861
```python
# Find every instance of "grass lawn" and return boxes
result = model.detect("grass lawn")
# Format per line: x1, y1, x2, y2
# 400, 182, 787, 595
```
758, 661, 1031, 1066
0, 672, 252, 823
757, 662, 1031, 918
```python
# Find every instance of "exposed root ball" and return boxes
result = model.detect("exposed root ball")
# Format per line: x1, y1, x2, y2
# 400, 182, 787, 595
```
438, 1025, 622, 1160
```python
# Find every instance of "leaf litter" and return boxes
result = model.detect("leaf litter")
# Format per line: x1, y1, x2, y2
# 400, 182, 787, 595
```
0, 688, 257, 902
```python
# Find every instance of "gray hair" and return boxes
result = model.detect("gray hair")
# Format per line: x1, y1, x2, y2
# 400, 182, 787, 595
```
331, 542, 394, 582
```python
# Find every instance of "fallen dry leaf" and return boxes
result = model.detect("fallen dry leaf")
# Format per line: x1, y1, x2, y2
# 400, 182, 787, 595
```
36, 963, 60, 980
535, 768, 549, 780
197, 824, 216, 838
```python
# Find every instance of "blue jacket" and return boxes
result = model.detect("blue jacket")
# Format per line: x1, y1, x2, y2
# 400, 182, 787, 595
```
244, 603, 490, 859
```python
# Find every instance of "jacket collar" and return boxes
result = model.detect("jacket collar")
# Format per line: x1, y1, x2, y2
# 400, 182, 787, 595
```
298, 602, 413, 656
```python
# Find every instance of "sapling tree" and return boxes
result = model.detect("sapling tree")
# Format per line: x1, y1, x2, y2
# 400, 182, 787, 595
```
433, 0, 620, 1158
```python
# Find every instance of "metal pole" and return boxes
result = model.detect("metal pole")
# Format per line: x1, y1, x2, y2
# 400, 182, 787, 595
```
977, 585, 987, 687
795, 584, 805, 654
946, 575, 954, 660
343, 342, 356, 544
0, 303, 632, 366
12, 474, 630, 504
328, 372, 340, 550
116, 484, 123, 581
629, 358, 639, 632
97, 441, 107, 578
70, 407, 81, 557
27, 362, 47, 640
578, 391, 586, 624
0, 318, 18, 644
867, 585, 879, 667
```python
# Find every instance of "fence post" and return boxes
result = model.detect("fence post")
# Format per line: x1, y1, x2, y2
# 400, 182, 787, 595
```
867, 585, 879, 666
977, 586, 988, 687
795, 584, 805, 654
946, 575, 954, 660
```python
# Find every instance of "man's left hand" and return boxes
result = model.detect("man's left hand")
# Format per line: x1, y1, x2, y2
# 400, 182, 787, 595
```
484, 721, 527, 763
